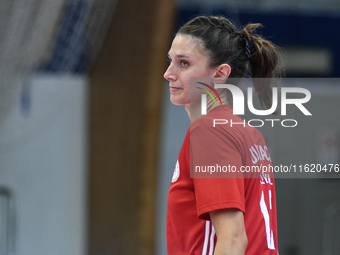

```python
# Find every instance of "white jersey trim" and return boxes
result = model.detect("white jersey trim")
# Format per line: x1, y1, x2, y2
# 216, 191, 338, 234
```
209, 225, 216, 255
202, 220, 216, 255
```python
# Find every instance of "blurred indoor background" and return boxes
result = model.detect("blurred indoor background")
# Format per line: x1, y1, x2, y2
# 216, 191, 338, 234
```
0, 0, 339, 254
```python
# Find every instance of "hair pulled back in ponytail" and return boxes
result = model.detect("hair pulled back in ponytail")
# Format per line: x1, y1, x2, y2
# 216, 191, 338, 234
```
178, 15, 284, 113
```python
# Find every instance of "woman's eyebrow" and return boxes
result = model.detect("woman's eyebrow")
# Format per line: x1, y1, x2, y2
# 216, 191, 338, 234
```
167, 53, 191, 58
176, 54, 190, 58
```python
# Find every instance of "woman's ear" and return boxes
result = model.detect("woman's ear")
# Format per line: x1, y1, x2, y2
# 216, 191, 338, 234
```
213, 64, 231, 83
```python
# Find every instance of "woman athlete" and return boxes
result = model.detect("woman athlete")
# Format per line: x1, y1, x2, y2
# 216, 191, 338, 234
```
164, 15, 283, 255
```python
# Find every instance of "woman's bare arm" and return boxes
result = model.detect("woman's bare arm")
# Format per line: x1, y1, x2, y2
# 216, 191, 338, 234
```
209, 208, 248, 255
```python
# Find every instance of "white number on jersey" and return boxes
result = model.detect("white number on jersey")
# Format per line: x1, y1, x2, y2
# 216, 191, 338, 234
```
260, 190, 275, 250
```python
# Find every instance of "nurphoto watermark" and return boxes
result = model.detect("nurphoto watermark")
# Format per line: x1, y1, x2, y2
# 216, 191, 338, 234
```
190, 78, 312, 128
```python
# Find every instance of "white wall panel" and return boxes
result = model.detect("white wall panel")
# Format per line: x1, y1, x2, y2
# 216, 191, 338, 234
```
0, 74, 88, 255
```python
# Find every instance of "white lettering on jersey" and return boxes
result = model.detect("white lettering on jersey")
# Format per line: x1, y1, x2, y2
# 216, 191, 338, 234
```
260, 174, 274, 185
249, 144, 271, 164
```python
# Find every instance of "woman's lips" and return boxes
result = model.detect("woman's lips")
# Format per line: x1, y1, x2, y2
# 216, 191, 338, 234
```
170, 86, 182, 92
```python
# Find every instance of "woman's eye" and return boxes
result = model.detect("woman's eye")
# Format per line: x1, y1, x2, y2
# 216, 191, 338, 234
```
180, 60, 189, 67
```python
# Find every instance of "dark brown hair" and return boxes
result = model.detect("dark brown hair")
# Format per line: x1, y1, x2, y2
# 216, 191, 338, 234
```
178, 15, 284, 112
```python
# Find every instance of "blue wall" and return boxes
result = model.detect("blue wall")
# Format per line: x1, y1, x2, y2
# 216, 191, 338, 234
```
178, 7, 340, 77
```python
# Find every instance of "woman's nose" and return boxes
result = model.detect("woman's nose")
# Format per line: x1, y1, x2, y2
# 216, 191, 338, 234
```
164, 65, 176, 81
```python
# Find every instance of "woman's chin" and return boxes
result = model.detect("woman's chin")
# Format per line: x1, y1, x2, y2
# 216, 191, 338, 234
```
170, 95, 187, 106
170, 100, 182, 106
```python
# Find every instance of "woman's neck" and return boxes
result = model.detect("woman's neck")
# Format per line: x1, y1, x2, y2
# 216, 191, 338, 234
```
186, 89, 228, 122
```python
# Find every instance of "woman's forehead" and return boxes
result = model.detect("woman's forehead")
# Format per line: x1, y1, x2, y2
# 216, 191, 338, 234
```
169, 34, 206, 58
